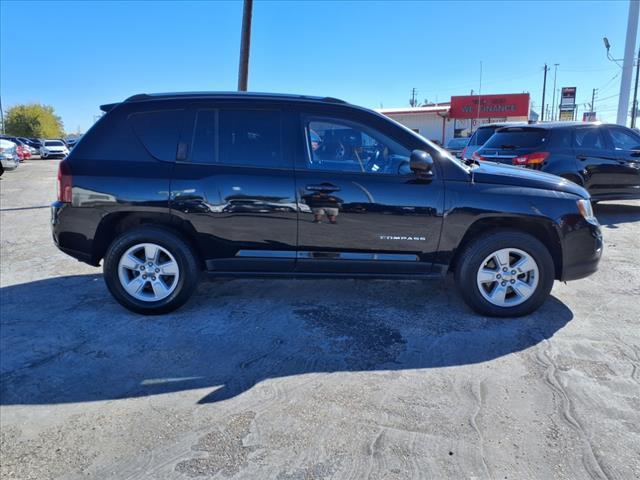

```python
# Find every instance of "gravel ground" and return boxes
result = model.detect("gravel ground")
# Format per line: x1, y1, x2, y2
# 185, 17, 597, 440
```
1, 159, 639, 480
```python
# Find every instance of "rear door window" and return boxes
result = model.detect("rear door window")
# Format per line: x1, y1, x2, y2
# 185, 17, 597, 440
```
484, 129, 546, 149
573, 128, 606, 150
218, 109, 284, 168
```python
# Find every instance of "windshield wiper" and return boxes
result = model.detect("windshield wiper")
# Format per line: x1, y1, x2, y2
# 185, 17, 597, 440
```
498, 144, 517, 150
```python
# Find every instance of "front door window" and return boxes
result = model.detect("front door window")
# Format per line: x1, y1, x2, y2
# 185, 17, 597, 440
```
305, 119, 411, 176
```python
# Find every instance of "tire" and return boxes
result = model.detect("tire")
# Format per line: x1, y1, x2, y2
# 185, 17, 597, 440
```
103, 226, 199, 315
454, 230, 555, 317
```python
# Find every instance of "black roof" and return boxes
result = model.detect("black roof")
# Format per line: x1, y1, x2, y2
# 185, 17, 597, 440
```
100, 91, 348, 112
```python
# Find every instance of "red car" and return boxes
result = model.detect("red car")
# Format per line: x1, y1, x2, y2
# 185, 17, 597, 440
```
16, 143, 31, 161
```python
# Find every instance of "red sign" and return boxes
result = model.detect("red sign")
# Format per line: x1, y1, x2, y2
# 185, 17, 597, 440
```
449, 93, 530, 119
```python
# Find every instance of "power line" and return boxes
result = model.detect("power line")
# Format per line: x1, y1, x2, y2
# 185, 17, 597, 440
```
597, 92, 621, 102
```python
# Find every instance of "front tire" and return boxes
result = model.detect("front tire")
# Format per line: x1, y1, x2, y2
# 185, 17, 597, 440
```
455, 230, 555, 317
103, 226, 199, 315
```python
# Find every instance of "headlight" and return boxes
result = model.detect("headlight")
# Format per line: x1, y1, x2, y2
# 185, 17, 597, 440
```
577, 199, 597, 223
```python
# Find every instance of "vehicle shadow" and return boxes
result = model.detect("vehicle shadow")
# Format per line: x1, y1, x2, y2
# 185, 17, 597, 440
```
594, 202, 640, 228
0, 274, 573, 406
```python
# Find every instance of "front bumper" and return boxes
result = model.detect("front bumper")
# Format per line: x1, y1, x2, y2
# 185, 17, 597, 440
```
560, 219, 603, 281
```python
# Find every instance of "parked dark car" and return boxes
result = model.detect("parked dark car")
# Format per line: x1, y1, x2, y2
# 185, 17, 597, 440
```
51, 92, 602, 317
473, 123, 640, 202
461, 122, 526, 160
445, 137, 469, 158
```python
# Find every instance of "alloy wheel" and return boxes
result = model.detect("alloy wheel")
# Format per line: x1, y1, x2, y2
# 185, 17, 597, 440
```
476, 247, 539, 307
117, 243, 180, 302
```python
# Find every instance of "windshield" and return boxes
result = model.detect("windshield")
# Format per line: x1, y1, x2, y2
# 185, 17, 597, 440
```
45, 141, 64, 146
447, 138, 469, 148
484, 129, 546, 149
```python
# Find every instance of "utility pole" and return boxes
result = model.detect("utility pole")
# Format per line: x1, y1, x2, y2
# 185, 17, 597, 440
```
237, 0, 253, 92
409, 88, 417, 107
541, 64, 549, 122
551, 63, 559, 121
0, 96, 4, 134
632, 47, 640, 128
591, 88, 598, 117
617, 0, 639, 125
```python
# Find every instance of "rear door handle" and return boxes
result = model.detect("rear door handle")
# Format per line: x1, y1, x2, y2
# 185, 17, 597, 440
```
305, 183, 341, 192
576, 155, 587, 161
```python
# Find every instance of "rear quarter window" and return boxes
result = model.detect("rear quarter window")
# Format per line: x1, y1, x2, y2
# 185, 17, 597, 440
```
72, 105, 185, 162
475, 128, 497, 145
130, 109, 184, 161
550, 129, 572, 148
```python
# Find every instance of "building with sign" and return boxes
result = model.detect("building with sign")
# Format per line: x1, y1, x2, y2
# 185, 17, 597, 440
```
559, 87, 577, 121
379, 93, 532, 144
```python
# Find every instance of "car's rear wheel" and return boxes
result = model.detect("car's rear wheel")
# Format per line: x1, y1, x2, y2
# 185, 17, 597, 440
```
103, 226, 199, 315
455, 230, 554, 317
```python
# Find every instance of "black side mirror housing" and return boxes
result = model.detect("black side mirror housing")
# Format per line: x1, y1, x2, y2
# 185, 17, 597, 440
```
410, 150, 434, 175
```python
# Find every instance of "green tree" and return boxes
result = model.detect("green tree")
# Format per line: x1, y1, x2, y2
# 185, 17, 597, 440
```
4, 103, 64, 138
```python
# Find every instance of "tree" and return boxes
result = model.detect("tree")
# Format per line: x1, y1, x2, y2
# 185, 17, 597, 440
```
4, 103, 64, 138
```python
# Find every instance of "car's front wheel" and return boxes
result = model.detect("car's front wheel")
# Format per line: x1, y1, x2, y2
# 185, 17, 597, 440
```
103, 226, 199, 315
455, 230, 555, 317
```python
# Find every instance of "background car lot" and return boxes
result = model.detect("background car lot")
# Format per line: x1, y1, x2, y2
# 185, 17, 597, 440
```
1, 159, 639, 479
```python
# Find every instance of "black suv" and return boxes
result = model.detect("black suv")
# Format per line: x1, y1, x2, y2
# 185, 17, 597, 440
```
51, 92, 602, 317
474, 123, 640, 202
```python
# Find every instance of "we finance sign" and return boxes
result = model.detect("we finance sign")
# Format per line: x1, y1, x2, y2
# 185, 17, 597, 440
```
450, 93, 530, 119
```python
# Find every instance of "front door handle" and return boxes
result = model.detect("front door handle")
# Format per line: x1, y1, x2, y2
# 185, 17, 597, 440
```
576, 154, 587, 161
305, 183, 341, 192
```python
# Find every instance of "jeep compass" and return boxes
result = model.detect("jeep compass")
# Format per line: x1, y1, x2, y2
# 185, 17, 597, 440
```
51, 92, 602, 317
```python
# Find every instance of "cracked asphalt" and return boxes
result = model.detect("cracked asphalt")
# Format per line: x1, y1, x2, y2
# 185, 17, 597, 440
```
1, 159, 639, 479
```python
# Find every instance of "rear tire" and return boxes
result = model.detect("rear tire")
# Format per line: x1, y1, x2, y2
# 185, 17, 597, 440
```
103, 226, 199, 315
454, 230, 554, 317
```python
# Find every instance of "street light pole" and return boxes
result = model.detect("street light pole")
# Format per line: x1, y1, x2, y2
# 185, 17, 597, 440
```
0, 96, 4, 134
237, 0, 253, 92
616, 0, 639, 126
631, 47, 640, 128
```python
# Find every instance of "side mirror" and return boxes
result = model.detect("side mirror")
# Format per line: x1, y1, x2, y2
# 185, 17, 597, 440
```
410, 150, 433, 175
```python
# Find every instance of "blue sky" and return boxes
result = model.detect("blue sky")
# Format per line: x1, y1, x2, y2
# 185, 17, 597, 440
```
0, 0, 635, 133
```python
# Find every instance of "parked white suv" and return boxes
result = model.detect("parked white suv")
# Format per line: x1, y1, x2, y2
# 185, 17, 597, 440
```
40, 140, 69, 159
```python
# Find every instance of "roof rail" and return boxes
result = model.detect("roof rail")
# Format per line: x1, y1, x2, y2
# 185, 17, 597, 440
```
321, 96, 347, 104
125, 93, 151, 102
